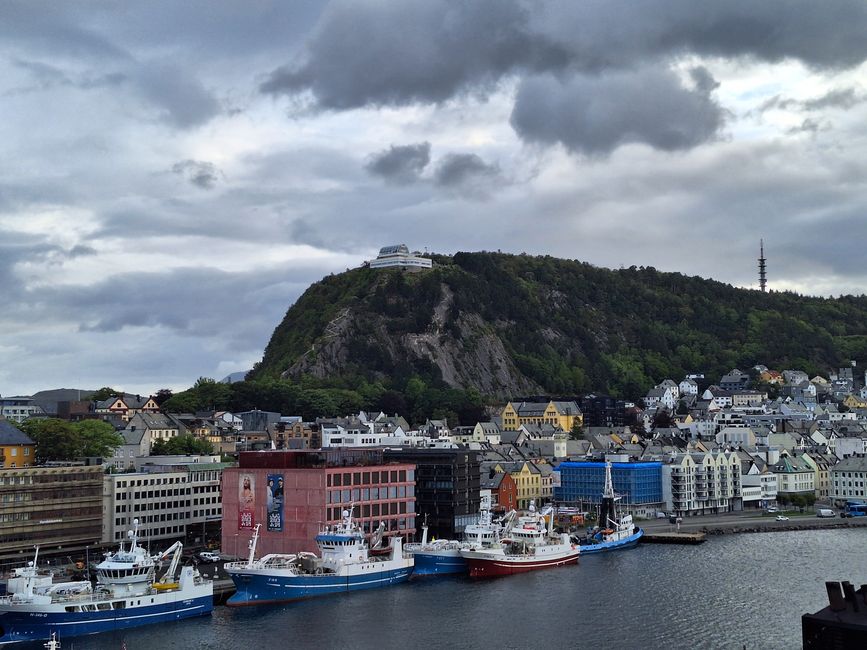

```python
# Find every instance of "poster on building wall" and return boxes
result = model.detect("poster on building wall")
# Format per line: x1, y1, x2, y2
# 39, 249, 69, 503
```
267, 473, 284, 532
239, 474, 255, 530
551, 471, 561, 488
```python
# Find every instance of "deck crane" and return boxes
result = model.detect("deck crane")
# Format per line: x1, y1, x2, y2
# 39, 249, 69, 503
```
152, 541, 184, 587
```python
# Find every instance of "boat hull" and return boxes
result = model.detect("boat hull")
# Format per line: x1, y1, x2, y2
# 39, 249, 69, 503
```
226, 564, 413, 606
579, 528, 643, 555
463, 550, 580, 578
409, 549, 467, 576
0, 592, 213, 645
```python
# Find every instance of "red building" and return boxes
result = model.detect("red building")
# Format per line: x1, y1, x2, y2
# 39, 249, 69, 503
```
222, 449, 416, 557
481, 471, 517, 513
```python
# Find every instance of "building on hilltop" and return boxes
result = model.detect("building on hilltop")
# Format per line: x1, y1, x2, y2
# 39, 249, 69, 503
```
368, 244, 432, 271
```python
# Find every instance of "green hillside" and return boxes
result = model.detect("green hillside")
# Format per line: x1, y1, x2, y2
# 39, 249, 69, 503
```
249, 252, 867, 399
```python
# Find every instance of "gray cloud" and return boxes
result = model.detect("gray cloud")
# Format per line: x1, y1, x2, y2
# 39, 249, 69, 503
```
435, 153, 499, 187
803, 88, 864, 111
786, 118, 827, 135
366, 142, 431, 184
172, 159, 223, 189
134, 64, 220, 128
262, 0, 867, 112
511, 67, 724, 155
260, 0, 568, 108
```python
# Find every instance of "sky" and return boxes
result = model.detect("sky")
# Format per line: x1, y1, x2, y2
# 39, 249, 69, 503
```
2, 1, 867, 397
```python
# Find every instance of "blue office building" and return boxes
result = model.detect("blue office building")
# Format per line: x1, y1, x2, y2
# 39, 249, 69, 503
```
555, 461, 663, 510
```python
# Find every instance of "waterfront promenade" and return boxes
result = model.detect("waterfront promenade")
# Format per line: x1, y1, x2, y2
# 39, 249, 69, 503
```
640, 510, 867, 535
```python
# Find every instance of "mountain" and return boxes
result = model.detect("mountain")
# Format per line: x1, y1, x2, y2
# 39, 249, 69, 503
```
250, 252, 867, 399
31, 388, 95, 415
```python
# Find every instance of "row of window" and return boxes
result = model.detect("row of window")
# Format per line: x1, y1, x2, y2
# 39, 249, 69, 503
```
326, 501, 413, 520
328, 470, 411, 487
327, 486, 413, 503
0, 447, 30, 457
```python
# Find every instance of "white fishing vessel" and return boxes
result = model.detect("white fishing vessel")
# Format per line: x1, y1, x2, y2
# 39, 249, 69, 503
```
0, 520, 213, 645
460, 501, 580, 577
225, 507, 414, 606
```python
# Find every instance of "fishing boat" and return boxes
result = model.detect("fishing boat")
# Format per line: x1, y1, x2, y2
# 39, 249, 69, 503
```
576, 461, 643, 554
460, 501, 580, 577
0, 520, 213, 645
405, 496, 516, 576
225, 507, 414, 606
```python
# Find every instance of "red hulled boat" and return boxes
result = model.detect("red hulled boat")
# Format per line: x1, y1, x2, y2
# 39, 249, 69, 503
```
460, 502, 580, 577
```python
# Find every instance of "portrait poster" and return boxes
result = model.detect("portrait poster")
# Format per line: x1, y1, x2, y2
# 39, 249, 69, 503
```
239, 474, 255, 530
267, 474, 284, 532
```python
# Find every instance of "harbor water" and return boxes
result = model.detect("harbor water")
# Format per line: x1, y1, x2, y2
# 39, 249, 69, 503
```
24, 528, 867, 649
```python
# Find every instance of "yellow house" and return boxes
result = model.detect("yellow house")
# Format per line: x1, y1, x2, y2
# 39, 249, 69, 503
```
843, 394, 867, 410
495, 461, 542, 510
0, 419, 36, 469
501, 401, 582, 432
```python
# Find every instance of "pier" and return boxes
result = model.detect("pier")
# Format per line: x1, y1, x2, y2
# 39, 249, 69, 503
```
640, 532, 706, 545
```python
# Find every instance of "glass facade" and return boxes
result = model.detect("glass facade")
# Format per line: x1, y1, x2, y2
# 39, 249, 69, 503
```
555, 462, 662, 505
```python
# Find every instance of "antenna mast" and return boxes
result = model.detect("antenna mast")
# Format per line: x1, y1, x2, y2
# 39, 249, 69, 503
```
758, 239, 767, 292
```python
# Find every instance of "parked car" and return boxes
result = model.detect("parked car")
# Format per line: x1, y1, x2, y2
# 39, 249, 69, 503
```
766, 507, 779, 513
198, 551, 222, 563
817, 508, 835, 518
656, 512, 668, 519
775, 515, 789, 521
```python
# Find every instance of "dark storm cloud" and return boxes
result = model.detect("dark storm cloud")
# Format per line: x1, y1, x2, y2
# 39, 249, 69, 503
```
434, 153, 499, 187
511, 67, 724, 155
262, 0, 867, 111
365, 142, 431, 184
260, 0, 569, 108
172, 160, 223, 189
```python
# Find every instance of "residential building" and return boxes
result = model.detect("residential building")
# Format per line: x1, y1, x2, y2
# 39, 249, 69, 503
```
0, 420, 35, 469
494, 460, 542, 510
0, 465, 103, 559
500, 401, 582, 432
383, 448, 479, 540
679, 378, 699, 396
720, 369, 750, 391
480, 470, 517, 513
0, 396, 44, 423
555, 461, 663, 518
122, 412, 187, 451
770, 454, 815, 497
830, 455, 867, 505
473, 421, 501, 445
221, 449, 416, 558
578, 394, 626, 428
662, 451, 741, 516
94, 394, 159, 422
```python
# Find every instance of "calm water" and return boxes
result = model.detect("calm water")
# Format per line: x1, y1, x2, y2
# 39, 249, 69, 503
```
26, 528, 867, 650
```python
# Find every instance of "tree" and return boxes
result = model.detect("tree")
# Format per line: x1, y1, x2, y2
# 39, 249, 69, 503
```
75, 420, 124, 457
164, 435, 213, 455
675, 400, 689, 416
569, 420, 584, 441
20, 419, 82, 462
153, 389, 174, 406
91, 387, 119, 402
19, 418, 123, 462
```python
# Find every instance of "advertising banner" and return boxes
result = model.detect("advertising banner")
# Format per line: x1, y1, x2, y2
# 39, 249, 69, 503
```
239, 474, 255, 530
267, 474, 284, 532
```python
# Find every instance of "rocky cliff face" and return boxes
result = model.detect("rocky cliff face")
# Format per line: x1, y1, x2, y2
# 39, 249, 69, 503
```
283, 282, 542, 397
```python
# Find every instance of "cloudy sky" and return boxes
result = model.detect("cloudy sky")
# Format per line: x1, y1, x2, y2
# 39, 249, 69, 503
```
2, 1, 867, 396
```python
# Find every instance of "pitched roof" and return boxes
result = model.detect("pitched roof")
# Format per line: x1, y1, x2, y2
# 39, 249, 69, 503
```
0, 420, 34, 445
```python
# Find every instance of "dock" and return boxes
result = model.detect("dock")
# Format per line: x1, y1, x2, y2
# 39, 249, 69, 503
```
640, 532, 706, 545
213, 579, 236, 604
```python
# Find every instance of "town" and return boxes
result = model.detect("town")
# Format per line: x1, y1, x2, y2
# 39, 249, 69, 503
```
2, 361, 867, 568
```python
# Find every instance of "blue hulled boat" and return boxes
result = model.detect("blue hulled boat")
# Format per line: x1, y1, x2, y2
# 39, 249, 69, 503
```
405, 496, 515, 576
225, 508, 413, 606
575, 461, 643, 554
0, 521, 213, 645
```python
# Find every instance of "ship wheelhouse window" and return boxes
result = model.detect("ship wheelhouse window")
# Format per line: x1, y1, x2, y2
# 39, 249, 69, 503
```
113, 601, 125, 609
